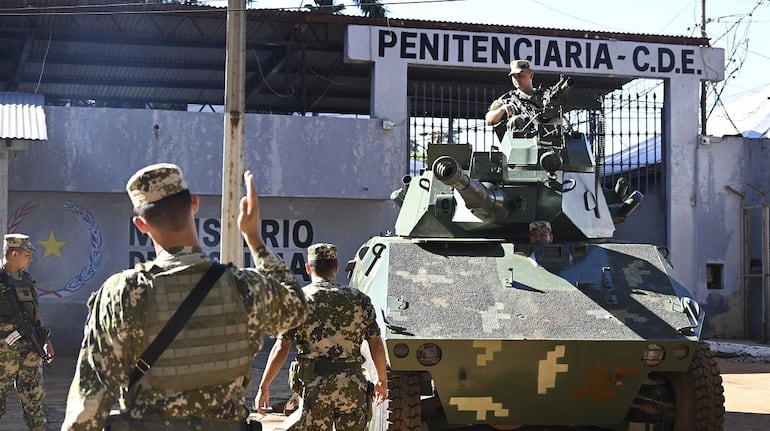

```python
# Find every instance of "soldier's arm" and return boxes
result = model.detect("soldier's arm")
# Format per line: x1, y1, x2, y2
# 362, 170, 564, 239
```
255, 338, 293, 414
237, 170, 308, 334
366, 335, 389, 405
361, 292, 388, 404
238, 170, 266, 252
486, 101, 514, 126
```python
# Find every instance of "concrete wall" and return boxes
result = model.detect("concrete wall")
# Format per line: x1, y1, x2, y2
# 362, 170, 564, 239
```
6, 106, 403, 355
696, 136, 770, 338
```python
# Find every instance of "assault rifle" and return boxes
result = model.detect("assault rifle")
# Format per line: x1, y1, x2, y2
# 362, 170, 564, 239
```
504, 74, 574, 139
0, 277, 51, 363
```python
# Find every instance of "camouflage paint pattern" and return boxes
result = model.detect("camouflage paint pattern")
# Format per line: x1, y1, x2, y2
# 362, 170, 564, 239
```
299, 368, 370, 431
125, 163, 189, 208
0, 264, 46, 430
3, 234, 37, 253
307, 243, 337, 262
0, 324, 46, 430
281, 278, 380, 430
529, 221, 552, 235
508, 59, 532, 75
61, 245, 307, 431
350, 236, 703, 427
488, 87, 542, 112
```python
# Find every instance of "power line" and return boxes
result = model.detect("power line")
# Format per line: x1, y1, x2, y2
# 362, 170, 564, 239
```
528, 0, 627, 32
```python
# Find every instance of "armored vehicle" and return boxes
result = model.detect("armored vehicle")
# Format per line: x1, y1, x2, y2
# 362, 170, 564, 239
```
348, 77, 725, 430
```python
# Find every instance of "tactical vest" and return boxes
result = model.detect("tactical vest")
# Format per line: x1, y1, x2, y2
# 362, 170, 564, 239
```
142, 265, 251, 392
0, 270, 38, 321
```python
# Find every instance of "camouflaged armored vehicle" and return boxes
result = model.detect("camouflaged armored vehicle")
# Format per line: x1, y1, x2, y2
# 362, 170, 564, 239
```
348, 77, 725, 430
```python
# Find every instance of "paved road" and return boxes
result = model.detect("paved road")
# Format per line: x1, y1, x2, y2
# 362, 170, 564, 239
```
1, 341, 768, 430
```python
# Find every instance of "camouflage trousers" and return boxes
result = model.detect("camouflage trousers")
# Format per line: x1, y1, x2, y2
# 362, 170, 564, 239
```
296, 368, 370, 431
0, 337, 46, 430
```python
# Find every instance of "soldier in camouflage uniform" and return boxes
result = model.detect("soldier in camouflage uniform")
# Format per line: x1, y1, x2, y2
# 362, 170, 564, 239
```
0, 234, 54, 431
255, 243, 388, 431
61, 163, 308, 431
485, 59, 544, 140
529, 220, 553, 244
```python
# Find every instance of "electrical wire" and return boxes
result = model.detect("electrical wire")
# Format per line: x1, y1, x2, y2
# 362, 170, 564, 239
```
34, 30, 52, 94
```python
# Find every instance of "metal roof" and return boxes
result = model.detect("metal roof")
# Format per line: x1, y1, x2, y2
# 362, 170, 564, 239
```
0, 0, 712, 116
0, 92, 47, 141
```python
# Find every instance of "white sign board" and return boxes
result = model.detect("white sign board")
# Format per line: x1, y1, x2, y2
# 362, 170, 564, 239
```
346, 25, 724, 81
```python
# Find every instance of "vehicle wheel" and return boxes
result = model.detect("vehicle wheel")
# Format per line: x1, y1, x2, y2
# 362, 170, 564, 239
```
377, 371, 422, 431
628, 341, 725, 431
667, 341, 725, 430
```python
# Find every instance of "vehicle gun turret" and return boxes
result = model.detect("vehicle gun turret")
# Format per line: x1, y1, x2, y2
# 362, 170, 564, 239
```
392, 75, 643, 242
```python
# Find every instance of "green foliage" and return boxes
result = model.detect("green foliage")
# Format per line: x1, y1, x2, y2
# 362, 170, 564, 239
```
304, 0, 387, 17
148, 1, 385, 17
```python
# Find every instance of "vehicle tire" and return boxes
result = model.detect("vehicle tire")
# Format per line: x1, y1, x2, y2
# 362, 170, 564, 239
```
377, 371, 422, 431
667, 341, 725, 431
628, 341, 724, 431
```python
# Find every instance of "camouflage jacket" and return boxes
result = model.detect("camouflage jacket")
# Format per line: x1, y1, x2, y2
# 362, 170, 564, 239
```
488, 87, 545, 139
61, 246, 308, 431
487, 87, 544, 115
0, 265, 40, 323
281, 278, 379, 363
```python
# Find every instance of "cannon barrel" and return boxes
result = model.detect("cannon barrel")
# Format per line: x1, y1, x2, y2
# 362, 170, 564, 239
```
432, 156, 507, 218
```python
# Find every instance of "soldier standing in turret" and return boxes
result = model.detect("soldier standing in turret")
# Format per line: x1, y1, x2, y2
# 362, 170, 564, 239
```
255, 242, 388, 431
485, 59, 543, 140
0, 233, 54, 431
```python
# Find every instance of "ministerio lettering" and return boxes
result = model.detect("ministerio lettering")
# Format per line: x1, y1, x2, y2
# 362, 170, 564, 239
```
128, 217, 314, 280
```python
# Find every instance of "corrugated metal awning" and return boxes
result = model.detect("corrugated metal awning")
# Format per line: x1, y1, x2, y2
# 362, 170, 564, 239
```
0, 92, 48, 141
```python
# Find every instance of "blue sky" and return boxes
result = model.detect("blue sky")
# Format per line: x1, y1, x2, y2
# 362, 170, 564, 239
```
227, 0, 770, 104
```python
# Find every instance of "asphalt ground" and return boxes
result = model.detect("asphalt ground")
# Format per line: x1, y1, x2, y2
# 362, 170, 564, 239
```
1, 340, 768, 431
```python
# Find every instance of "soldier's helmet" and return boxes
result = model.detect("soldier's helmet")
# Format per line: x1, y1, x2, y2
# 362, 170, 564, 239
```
4, 233, 37, 254
308, 243, 338, 261
529, 221, 553, 244
529, 220, 551, 235
126, 163, 189, 208
509, 59, 533, 75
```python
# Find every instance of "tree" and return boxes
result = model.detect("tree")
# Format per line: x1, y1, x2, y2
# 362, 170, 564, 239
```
150, 1, 386, 17
304, 0, 387, 18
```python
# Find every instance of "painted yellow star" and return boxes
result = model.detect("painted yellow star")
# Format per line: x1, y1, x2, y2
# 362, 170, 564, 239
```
39, 230, 66, 258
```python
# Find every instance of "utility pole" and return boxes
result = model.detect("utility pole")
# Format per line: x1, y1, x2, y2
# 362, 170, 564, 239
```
221, 0, 246, 265
700, 0, 707, 135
